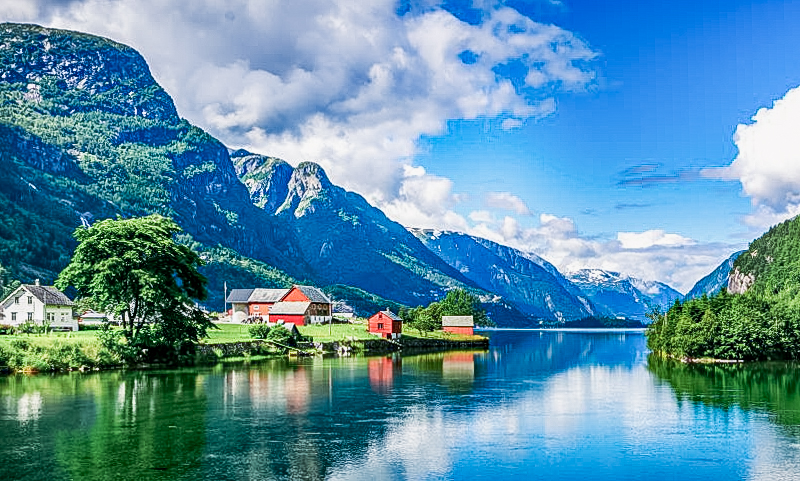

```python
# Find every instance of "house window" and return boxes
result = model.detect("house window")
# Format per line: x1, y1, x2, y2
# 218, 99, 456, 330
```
377, 323, 384, 329
47, 312, 54, 322
27, 312, 33, 321
14, 297, 19, 304
11, 312, 16, 321
28, 296, 33, 304
253, 305, 259, 310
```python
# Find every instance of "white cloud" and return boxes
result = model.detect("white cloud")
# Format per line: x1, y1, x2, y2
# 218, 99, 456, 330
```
486, 192, 532, 215
8, 0, 596, 229
617, 230, 695, 249
705, 85, 800, 229
501, 117, 524, 130
469, 210, 495, 224
381, 166, 470, 231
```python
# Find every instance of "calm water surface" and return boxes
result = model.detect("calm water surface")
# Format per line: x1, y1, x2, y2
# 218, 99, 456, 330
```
2, 330, 800, 480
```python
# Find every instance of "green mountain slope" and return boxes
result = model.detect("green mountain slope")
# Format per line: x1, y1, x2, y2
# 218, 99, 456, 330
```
0, 22, 497, 315
232, 151, 484, 306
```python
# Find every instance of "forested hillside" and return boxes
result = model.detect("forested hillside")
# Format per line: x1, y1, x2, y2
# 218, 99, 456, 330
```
647, 215, 800, 361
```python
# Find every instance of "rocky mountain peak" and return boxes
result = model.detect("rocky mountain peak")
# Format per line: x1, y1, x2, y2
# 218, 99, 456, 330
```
279, 162, 335, 217
0, 23, 178, 121
231, 150, 294, 213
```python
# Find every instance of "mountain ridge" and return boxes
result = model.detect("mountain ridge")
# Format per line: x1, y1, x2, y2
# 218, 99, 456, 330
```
565, 269, 683, 321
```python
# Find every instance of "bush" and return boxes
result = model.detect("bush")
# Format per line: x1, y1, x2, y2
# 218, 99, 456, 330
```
248, 323, 271, 339
266, 326, 296, 348
78, 323, 104, 331
0, 324, 13, 335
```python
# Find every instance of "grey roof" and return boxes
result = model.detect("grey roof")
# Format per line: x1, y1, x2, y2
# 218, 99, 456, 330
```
294, 285, 331, 304
282, 322, 300, 335
442, 315, 474, 327
226, 288, 255, 303
269, 301, 311, 315
23, 285, 73, 306
249, 288, 290, 303
379, 309, 402, 321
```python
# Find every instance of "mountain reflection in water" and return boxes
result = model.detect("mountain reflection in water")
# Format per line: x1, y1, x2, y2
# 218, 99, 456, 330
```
1, 330, 799, 480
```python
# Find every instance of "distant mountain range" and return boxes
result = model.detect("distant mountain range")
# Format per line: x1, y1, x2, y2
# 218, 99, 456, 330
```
0, 22, 697, 326
411, 230, 595, 321
565, 269, 683, 321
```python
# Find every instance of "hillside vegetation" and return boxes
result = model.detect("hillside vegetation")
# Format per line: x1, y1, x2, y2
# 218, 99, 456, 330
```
0, 23, 487, 317
647, 215, 800, 361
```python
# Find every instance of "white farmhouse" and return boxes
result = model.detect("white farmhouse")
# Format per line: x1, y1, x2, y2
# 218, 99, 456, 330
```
0, 281, 77, 331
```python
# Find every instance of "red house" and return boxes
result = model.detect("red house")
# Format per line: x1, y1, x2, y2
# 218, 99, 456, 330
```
442, 315, 474, 336
281, 286, 332, 323
368, 310, 403, 339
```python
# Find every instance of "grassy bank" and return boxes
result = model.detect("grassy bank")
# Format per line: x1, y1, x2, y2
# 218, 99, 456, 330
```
0, 334, 120, 373
1, 322, 489, 373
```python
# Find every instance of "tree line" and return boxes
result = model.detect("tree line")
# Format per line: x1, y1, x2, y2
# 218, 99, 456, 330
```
400, 288, 494, 335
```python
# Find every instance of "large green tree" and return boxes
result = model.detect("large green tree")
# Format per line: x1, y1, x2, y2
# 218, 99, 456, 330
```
57, 215, 212, 362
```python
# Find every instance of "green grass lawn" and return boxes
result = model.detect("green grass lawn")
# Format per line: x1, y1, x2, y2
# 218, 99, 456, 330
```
0, 329, 100, 344
0, 322, 486, 347
202, 323, 256, 343
297, 323, 375, 343
204, 321, 377, 343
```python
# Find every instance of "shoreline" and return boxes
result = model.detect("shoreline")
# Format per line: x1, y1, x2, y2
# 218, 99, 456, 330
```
0, 332, 490, 374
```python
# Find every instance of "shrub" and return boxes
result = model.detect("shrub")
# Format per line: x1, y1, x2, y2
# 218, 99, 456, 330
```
266, 326, 296, 348
248, 323, 271, 339
78, 323, 104, 331
0, 324, 13, 335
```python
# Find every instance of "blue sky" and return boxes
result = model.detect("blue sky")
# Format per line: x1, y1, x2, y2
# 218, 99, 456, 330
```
423, 0, 800, 239
5, 0, 800, 291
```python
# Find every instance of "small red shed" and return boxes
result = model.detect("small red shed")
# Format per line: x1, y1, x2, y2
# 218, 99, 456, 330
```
442, 315, 474, 336
368, 310, 403, 339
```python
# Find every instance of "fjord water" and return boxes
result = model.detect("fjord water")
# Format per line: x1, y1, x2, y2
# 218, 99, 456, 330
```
2, 331, 800, 480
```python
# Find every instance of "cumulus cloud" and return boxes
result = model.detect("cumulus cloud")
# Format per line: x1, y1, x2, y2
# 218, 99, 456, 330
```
6, 0, 597, 228
469, 210, 495, 223
705, 85, 800, 228
617, 230, 695, 249
486, 192, 532, 215
381, 166, 470, 231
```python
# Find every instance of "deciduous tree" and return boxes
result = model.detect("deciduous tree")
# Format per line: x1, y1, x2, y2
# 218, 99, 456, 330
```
57, 215, 212, 363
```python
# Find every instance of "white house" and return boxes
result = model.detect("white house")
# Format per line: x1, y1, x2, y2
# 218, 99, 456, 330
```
0, 281, 77, 331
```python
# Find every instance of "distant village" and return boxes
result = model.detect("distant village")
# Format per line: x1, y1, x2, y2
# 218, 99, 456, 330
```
0, 281, 475, 339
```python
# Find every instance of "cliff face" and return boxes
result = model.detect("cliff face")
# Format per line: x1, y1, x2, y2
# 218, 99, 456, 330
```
685, 250, 744, 299
726, 215, 800, 296
233, 152, 482, 306
0, 23, 178, 120
727, 267, 755, 295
